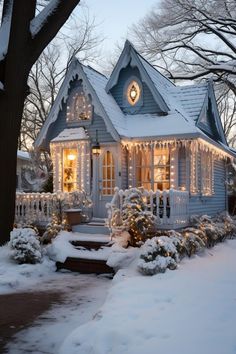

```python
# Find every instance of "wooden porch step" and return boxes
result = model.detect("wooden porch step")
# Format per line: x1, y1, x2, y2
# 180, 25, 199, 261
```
71, 239, 112, 250
56, 257, 114, 274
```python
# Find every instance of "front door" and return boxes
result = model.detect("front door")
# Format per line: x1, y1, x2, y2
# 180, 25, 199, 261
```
93, 146, 119, 218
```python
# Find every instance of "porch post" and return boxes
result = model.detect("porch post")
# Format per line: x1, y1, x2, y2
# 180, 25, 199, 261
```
92, 153, 100, 216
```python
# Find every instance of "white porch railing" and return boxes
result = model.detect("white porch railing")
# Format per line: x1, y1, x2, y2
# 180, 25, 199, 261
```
15, 192, 58, 224
107, 187, 189, 230
15, 192, 80, 225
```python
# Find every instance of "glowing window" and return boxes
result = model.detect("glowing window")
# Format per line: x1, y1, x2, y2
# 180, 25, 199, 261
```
102, 151, 115, 195
201, 151, 213, 196
62, 148, 77, 192
67, 88, 92, 122
127, 80, 141, 106
135, 148, 170, 191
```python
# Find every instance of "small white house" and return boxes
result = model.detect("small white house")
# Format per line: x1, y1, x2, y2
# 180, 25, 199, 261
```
35, 41, 236, 226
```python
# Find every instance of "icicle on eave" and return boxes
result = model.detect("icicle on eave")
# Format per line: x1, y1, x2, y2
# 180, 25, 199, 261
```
121, 138, 233, 160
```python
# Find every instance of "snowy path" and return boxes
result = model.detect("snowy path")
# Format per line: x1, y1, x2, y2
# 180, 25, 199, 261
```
60, 240, 236, 354
4, 272, 110, 354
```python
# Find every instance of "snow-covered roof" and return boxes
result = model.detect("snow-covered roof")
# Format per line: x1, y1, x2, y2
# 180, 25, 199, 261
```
173, 84, 208, 122
36, 41, 230, 155
123, 112, 199, 139
51, 128, 89, 143
17, 150, 30, 160
82, 66, 126, 135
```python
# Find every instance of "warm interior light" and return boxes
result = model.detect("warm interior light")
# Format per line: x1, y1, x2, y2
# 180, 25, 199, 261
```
130, 86, 137, 100
67, 154, 76, 161
127, 80, 141, 105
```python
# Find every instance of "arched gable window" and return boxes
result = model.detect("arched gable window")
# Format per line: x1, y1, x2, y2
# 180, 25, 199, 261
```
102, 151, 115, 195
67, 84, 92, 122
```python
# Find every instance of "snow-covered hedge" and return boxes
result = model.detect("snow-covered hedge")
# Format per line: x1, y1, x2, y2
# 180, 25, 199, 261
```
9, 228, 42, 264
138, 236, 180, 275
138, 214, 236, 275
120, 188, 157, 246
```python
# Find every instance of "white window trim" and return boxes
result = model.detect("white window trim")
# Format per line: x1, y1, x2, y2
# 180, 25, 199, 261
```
131, 146, 177, 191
201, 150, 214, 196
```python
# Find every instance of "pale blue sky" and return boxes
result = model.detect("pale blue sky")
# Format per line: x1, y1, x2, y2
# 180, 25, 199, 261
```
82, 0, 158, 56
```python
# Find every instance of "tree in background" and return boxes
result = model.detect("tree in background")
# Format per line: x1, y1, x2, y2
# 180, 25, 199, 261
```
0, 0, 80, 245
19, 6, 102, 151
131, 0, 236, 144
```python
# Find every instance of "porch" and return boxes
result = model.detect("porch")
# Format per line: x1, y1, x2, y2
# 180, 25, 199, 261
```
15, 188, 189, 231
107, 187, 189, 230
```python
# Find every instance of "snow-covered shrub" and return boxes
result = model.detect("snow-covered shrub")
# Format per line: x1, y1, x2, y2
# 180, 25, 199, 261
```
189, 213, 236, 246
121, 188, 157, 246
154, 230, 185, 257
138, 236, 180, 275
214, 213, 236, 239
41, 214, 68, 244
9, 228, 42, 264
181, 230, 206, 257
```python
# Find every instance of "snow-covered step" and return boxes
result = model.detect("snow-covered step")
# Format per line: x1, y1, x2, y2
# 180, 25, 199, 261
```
71, 234, 112, 250
72, 224, 110, 235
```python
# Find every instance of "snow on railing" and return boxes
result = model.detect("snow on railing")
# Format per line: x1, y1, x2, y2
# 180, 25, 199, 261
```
106, 187, 189, 230
15, 192, 60, 225
15, 191, 91, 225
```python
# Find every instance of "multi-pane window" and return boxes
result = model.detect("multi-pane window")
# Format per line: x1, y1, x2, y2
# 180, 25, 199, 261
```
63, 148, 77, 192
153, 149, 170, 190
102, 151, 115, 195
136, 150, 151, 190
135, 148, 170, 191
201, 151, 213, 196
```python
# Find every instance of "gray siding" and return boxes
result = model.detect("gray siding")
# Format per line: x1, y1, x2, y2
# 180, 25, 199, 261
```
111, 65, 162, 114
189, 157, 226, 216
45, 78, 115, 149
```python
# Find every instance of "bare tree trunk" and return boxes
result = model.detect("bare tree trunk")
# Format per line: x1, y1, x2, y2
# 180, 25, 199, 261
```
0, 0, 79, 245
0, 80, 29, 244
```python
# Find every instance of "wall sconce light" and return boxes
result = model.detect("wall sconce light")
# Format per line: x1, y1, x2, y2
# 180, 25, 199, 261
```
92, 129, 101, 156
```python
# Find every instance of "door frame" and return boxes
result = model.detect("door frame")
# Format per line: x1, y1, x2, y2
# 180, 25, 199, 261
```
92, 144, 121, 218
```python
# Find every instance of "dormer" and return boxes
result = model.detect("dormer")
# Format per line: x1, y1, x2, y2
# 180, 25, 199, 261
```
106, 41, 170, 115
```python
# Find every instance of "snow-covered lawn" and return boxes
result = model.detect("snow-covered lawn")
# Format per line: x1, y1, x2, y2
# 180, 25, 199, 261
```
1, 234, 236, 354
0, 244, 55, 294
60, 240, 236, 354
0, 242, 111, 354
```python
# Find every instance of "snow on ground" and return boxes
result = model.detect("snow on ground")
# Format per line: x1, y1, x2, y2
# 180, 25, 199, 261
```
0, 240, 111, 354
6, 273, 110, 354
47, 231, 113, 262
59, 240, 236, 354
0, 244, 55, 294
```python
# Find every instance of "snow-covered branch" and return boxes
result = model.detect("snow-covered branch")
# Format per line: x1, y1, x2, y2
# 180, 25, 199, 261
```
0, 0, 12, 61
30, 0, 60, 38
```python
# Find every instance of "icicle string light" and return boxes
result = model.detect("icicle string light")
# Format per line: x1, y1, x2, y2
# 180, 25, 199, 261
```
122, 138, 233, 160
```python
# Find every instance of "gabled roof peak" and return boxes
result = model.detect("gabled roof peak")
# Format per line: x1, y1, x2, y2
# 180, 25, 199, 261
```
105, 40, 170, 113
